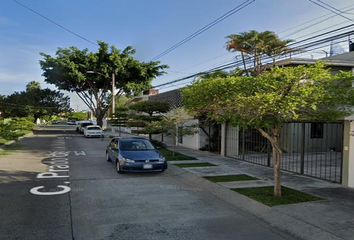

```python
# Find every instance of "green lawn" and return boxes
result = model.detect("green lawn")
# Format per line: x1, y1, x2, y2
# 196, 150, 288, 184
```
233, 186, 323, 207
0, 150, 11, 156
174, 162, 217, 168
205, 174, 258, 182
0, 139, 10, 145
158, 148, 197, 161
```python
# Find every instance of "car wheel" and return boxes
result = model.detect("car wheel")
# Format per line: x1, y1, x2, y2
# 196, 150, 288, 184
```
116, 160, 123, 174
106, 152, 111, 162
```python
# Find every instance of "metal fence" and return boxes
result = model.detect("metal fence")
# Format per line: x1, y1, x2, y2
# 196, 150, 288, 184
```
225, 122, 343, 183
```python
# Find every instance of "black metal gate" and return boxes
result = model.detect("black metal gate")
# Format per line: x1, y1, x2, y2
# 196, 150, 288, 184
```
225, 122, 344, 183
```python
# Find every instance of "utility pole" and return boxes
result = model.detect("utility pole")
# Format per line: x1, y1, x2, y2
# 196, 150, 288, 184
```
112, 73, 115, 114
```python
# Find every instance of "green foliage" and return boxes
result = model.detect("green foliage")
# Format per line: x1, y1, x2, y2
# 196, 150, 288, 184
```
233, 186, 322, 206
204, 174, 258, 182
0, 118, 34, 141
150, 139, 166, 148
129, 101, 170, 115
128, 101, 170, 138
0, 81, 71, 121
110, 107, 129, 127
226, 30, 297, 75
182, 62, 354, 129
39, 41, 168, 126
183, 62, 354, 197
130, 115, 163, 121
69, 112, 88, 121
158, 148, 197, 161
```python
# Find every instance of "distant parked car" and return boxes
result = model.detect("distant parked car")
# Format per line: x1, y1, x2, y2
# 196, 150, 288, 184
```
76, 120, 91, 132
84, 125, 104, 138
53, 120, 60, 124
78, 122, 94, 133
106, 137, 167, 173
67, 119, 77, 125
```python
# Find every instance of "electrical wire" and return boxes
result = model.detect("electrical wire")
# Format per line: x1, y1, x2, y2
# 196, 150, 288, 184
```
12, 0, 98, 46
153, 25, 354, 88
309, 0, 354, 22
150, 0, 255, 61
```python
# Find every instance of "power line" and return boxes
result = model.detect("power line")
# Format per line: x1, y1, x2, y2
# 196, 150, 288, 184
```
150, 0, 255, 61
282, 6, 354, 39
157, 4, 354, 84
309, 0, 354, 22
12, 0, 98, 46
153, 25, 354, 88
316, 0, 354, 16
278, 2, 354, 36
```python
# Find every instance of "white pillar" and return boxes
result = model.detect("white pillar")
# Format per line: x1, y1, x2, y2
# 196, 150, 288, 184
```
348, 121, 354, 188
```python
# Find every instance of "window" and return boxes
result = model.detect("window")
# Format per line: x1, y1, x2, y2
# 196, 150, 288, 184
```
310, 123, 324, 139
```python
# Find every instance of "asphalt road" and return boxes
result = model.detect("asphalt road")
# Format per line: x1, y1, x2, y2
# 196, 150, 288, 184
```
0, 124, 300, 240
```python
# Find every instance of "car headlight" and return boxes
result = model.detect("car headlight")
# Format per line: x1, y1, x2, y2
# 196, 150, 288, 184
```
124, 158, 135, 163
159, 156, 166, 162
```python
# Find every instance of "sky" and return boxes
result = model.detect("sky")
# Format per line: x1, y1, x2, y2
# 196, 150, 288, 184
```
1, 0, 354, 111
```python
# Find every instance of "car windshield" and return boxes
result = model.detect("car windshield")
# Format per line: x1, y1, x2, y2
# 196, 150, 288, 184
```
82, 123, 93, 127
87, 127, 101, 130
120, 139, 155, 151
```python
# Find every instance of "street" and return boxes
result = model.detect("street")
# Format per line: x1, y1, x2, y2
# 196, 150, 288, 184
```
0, 124, 298, 240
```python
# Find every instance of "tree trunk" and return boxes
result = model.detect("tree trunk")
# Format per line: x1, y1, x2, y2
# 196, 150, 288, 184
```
241, 51, 249, 76
95, 108, 106, 127
172, 134, 176, 157
271, 137, 282, 197
149, 133, 152, 141
256, 127, 282, 197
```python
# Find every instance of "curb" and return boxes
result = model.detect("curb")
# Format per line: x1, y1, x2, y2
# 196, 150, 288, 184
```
0, 131, 34, 149
167, 165, 345, 240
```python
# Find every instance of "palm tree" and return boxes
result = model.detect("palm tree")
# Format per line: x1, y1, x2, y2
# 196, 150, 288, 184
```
226, 32, 253, 76
226, 30, 297, 75
264, 38, 298, 66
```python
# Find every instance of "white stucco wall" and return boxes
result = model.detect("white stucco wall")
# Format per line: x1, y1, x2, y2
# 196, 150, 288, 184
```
151, 119, 200, 150
348, 121, 354, 188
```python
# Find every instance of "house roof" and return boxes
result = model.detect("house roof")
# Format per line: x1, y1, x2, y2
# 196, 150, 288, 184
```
322, 51, 354, 61
263, 57, 354, 69
148, 89, 183, 107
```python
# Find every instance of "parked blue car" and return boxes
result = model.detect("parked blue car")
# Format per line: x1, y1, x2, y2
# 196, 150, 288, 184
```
106, 137, 167, 173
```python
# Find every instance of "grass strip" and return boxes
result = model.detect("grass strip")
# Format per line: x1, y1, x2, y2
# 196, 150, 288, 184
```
159, 148, 197, 161
0, 139, 10, 145
233, 186, 323, 207
205, 174, 258, 182
174, 162, 216, 168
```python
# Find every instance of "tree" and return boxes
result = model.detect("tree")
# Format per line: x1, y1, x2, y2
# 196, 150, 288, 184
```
158, 108, 198, 156
182, 62, 354, 197
0, 82, 71, 121
128, 101, 170, 140
40, 41, 168, 127
26, 81, 41, 91
226, 30, 297, 75
69, 112, 88, 121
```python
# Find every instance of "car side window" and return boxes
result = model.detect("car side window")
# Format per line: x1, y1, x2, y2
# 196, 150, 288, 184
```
110, 139, 115, 148
113, 140, 118, 150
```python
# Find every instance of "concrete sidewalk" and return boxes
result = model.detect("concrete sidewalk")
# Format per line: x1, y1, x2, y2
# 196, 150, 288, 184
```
168, 145, 354, 240
106, 132, 354, 239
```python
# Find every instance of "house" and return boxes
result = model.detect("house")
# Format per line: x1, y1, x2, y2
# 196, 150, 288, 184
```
128, 51, 354, 188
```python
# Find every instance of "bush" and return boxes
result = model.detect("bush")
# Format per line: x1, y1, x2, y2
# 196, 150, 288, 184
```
150, 139, 166, 148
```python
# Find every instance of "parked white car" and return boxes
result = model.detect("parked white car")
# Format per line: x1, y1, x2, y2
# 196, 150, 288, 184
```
84, 125, 104, 138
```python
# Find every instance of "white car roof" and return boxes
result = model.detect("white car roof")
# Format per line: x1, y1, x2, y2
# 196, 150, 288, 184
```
86, 125, 101, 129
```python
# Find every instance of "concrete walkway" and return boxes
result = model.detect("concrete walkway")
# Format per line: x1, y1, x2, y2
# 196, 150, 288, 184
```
169, 145, 354, 240
106, 132, 354, 240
